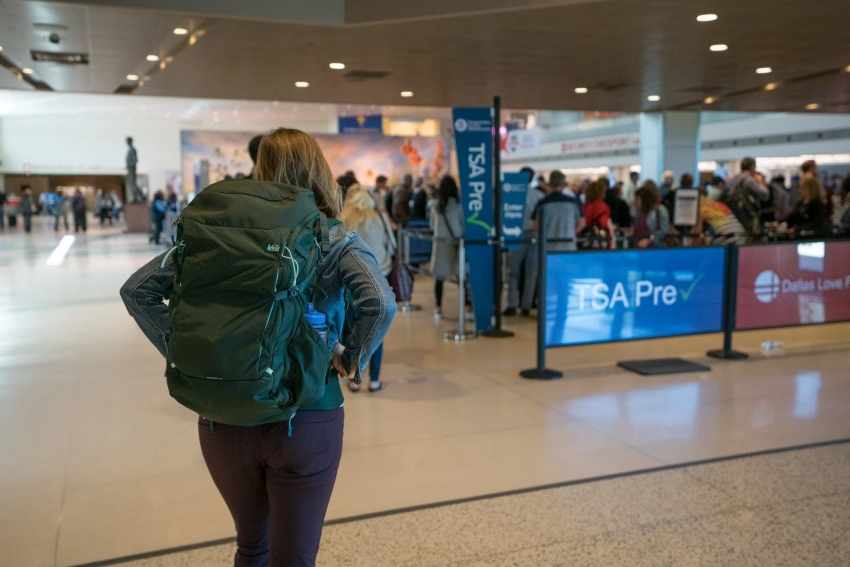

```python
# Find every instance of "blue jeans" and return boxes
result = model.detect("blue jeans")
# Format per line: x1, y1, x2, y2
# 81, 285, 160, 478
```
369, 341, 383, 382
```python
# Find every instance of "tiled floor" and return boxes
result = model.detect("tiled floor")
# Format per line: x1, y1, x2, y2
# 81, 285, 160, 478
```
2, 217, 849, 567
114, 443, 850, 567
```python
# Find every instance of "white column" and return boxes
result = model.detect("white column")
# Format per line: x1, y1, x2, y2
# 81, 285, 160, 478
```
639, 111, 701, 184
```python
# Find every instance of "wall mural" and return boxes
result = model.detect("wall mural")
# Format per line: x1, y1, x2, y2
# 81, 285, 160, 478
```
181, 130, 450, 195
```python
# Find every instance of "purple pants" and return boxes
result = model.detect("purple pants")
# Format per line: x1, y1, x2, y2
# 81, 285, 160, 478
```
198, 408, 344, 567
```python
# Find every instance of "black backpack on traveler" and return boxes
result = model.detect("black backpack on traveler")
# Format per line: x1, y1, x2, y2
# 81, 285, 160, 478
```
721, 179, 760, 236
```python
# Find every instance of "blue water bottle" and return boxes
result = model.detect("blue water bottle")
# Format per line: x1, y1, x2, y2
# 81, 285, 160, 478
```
304, 303, 329, 346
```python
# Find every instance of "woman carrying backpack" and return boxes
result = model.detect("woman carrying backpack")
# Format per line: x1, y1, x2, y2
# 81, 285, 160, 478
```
339, 186, 394, 392
120, 128, 396, 566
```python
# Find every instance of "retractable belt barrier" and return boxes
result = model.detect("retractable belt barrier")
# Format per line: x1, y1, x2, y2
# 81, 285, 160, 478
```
396, 223, 850, 369
520, 207, 850, 379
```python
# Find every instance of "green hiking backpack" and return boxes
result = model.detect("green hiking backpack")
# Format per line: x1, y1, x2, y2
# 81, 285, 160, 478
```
164, 179, 333, 427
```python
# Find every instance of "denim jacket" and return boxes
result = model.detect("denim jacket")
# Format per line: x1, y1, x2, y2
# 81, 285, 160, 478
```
120, 224, 397, 377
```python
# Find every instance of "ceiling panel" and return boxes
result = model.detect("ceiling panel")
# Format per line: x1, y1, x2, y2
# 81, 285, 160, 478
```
1, 0, 849, 113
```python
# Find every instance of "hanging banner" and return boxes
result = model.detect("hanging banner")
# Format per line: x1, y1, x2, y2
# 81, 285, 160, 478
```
452, 107, 494, 333
501, 172, 528, 248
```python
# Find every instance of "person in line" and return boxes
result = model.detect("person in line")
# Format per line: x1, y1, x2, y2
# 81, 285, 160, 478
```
391, 173, 414, 228
630, 181, 670, 248
410, 176, 428, 221
606, 181, 632, 232
622, 170, 639, 207
121, 127, 396, 567
692, 188, 746, 245
769, 176, 791, 221
370, 175, 390, 215
724, 157, 770, 202
336, 171, 358, 201
429, 175, 465, 319
786, 176, 827, 239
660, 170, 675, 199
0, 187, 5, 231
525, 173, 585, 318
831, 175, 850, 228
71, 189, 87, 233
340, 187, 394, 393
505, 168, 545, 316
20, 188, 35, 233
581, 180, 615, 248
149, 191, 167, 245
54, 189, 70, 232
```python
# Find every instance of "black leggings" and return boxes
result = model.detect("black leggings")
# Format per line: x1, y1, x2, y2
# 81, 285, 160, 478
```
198, 408, 344, 567
434, 279, 471, 309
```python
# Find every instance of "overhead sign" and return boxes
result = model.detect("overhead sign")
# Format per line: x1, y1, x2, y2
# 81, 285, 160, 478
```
545, 247, 726, 347
736, 241, 850, 330
501, 128, 541, 158
452, 107, 494, 332
500, 172, 528, 245
338, 114, 383, 134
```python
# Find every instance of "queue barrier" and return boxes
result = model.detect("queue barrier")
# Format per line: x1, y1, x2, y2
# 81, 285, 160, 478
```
520, 207, 850, 379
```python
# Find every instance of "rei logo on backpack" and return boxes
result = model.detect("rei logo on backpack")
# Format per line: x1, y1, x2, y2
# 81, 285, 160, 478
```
164, 180, 333, 426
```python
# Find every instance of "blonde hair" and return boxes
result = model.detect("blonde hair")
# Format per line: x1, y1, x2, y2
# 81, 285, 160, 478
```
339, 187, 379, 229
253, 128, 342, 217
799, 176, 825, 204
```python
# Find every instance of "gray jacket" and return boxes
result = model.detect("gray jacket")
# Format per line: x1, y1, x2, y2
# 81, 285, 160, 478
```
120, 224, 397, 375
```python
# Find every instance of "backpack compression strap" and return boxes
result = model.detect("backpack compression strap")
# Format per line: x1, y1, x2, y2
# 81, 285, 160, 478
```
319, 213, 332, 255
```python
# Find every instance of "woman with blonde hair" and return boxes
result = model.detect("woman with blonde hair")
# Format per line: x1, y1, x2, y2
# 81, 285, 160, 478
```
340, 186, 394, 392
121, 127, 396, 566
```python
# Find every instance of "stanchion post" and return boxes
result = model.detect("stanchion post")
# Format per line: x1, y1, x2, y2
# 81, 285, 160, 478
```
445, 237, 477, 341
520, 207, 563, 379
399, 226, 422, 312
482, 95, 514, 339
708, 243, 748, 360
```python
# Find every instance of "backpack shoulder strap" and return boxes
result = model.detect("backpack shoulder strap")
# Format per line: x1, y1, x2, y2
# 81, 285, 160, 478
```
320, 214, 338, 255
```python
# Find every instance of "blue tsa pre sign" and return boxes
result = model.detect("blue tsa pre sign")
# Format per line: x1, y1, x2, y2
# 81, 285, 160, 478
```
544, 247, 726, 347
452, 107, 493, 241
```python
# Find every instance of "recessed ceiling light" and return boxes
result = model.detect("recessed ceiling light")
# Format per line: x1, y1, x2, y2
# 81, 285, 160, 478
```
845, 64, 850, 72
295, 81, 309, 88
704, 96, 717, 104
329, 62, 345, 70
697, 14, 718, 22
126, 74, 139, 81
400, 91, 413, 97
806, 103, 821, 110
647, 95, 661, 102
710, 44, 728, 52
188, 35, 197, 46
22, 68, 33, 74
756, 67, 772, 74
765, 82, 779, 91
173, 28, 188, 35
575, 87, 588, 94
159, 61, 166, 69
146, 54, 159, 62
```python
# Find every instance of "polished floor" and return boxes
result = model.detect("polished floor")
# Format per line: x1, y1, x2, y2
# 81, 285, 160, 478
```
2, 217, 850, 567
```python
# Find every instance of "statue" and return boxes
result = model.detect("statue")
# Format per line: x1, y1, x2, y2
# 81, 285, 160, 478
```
125, 137, 145, 203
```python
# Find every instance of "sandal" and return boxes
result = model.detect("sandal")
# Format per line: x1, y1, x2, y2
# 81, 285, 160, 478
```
347, 382, 361, 393
368, 381, 384, 393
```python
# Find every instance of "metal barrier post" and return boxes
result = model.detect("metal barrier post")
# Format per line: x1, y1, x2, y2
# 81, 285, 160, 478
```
707, 243, 748, 360
444, 237, 476, 341
399, 227, 422, 312
520, 207, 563, 379
482, 95, 514, 339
